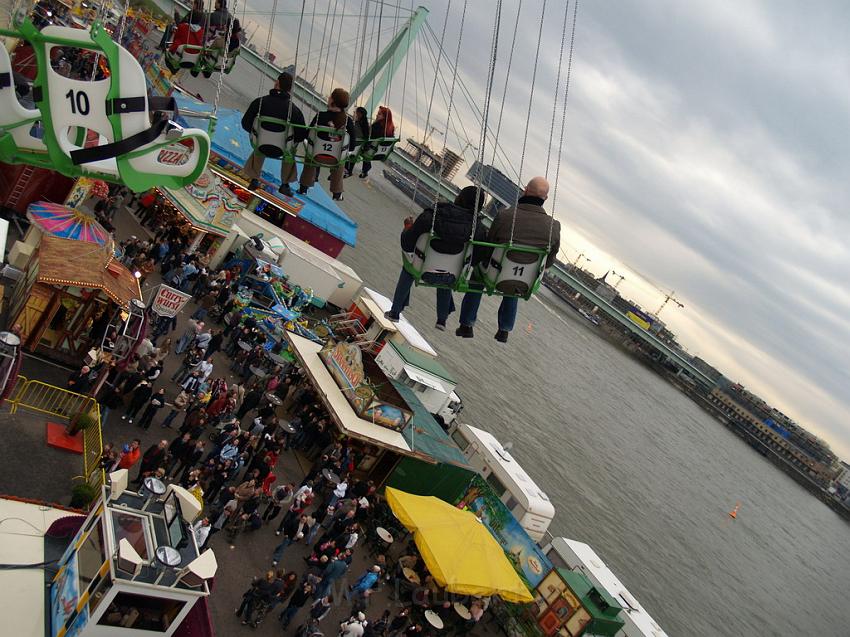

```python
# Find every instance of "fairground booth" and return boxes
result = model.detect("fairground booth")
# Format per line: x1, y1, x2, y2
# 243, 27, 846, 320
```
7, 204, 141, 363
0, 472, 217, 637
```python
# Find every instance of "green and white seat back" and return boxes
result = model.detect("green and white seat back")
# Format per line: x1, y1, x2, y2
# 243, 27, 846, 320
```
404, 233, 469, 286
0, 44, 49, 160
480, 244, 547, 298
305, 124, 349, 167
251, 115, 295, 160
35, 24, 209, 191
177, 43, 204, 69
357, 137, 398, 162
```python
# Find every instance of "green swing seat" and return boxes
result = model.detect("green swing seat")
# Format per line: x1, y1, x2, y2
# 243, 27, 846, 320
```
401, 232, 549, 300
0, 18, 210, 192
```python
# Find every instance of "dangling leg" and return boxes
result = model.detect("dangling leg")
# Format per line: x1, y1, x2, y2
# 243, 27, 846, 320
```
495, 296, 519, 342
435, 288, 455, 330
456, 292, 483, 338
243, 150, 264, 190
279, 161, 297, 196
387, 269, 415, 321
359, 160, 371, 178
330, 166, 345, 200
299, 165, 317, 195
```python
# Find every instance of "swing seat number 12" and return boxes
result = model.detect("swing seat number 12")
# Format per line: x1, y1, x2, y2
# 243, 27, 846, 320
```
66, 89, 91, 116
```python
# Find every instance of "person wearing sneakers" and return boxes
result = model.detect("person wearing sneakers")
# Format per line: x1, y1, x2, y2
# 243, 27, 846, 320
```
241, 72, 308, 195
456, 176, 560, 343
385, 185, 486, 330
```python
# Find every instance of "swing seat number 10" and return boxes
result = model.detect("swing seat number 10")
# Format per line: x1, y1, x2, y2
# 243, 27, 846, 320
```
66, 89, 91, 116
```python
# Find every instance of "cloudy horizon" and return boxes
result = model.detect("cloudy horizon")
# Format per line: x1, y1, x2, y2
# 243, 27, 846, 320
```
237, 0, 850, 459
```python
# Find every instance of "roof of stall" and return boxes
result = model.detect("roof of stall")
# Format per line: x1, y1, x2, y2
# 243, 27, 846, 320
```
36, 235, 142, 308
173, 94, 357, 247
392, 380, 467, 467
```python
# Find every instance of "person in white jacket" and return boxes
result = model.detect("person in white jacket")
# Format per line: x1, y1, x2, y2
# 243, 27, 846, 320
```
338, 613, 367, 637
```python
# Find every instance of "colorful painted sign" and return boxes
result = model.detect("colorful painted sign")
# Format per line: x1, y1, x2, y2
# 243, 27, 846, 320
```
63, 177, 94, 208
456, 475, 553, 590
149, 284, 192, 317
50, 552, 88, 637
184, 168, 244, 232
319, 340, 413, 431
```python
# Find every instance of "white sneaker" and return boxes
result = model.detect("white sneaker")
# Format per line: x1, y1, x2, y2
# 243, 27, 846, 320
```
275, 531, 281, 536
121, 415, 126, 420
272, 560, 278, 566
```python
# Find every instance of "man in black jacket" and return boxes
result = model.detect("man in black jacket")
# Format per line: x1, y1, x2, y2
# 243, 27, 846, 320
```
385, 185, 485, 330
457, 176, 560, 343
241, 73, 307, 193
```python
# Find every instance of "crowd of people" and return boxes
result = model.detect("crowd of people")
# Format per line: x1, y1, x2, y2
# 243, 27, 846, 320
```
74, 201, 488, 635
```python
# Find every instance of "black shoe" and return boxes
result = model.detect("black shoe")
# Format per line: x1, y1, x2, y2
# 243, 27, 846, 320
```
248, 178, 259, 190
332, 193, 344, 201
297, 186, 308, 195
456, 324, 474, 338
435, 321, 446, 331
358, 172, 368, 178
384, 310, 400, 322
343, 170, 353, 178
494, 329, 509, 343
278, 184, 293, 197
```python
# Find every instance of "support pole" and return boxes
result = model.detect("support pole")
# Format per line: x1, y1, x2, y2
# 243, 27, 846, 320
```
349, 5, 429, 115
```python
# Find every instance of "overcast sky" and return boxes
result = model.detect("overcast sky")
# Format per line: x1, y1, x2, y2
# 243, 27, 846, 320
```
245, 0, 850, 459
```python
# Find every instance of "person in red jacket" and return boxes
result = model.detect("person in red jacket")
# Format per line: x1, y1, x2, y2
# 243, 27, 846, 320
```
117, 439, 142, 470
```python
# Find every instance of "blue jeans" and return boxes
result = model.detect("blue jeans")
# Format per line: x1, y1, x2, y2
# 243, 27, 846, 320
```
390, 268, 456, 323
100, 406, 111, 427
459, 293, 519, 332
271, 537, 293, 563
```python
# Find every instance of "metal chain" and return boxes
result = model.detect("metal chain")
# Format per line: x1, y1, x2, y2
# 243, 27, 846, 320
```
212, 0, 241, 115
487, 0, 522, 171
549, 0, 579, 250
410, 0, 452, 211
256, 0, 278, 99
544, 0, 571, 179
470, 0, 503, 229
507, 0, 547, 245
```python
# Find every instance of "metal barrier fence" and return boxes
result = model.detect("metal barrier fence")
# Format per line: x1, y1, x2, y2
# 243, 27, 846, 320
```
7, 378, 104, 488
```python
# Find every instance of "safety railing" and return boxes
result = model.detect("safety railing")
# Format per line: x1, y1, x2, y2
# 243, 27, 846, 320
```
7, 378, 104, 488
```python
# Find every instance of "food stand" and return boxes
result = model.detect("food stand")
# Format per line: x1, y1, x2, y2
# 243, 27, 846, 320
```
7, 234, 141, 362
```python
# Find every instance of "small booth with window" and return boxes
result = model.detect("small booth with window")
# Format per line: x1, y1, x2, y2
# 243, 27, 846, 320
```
45, 471, 217, 637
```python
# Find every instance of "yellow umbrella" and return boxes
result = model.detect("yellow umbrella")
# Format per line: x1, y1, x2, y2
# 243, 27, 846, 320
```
385, 487, 534, 603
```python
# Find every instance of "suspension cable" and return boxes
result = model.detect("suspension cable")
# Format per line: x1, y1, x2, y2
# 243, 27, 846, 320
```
330, 0, 348, 88
396, 0, 414, 138
321, 0, 341, 89
507, 0, 547, 245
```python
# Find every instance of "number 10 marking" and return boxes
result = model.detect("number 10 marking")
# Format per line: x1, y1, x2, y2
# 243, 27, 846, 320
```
65, 89, 90, 116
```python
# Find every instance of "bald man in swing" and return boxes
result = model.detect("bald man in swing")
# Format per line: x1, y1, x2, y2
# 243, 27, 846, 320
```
456, 176, 560, 343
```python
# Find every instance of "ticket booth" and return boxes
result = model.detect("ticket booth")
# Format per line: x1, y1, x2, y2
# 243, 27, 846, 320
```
48, 472, 217, 637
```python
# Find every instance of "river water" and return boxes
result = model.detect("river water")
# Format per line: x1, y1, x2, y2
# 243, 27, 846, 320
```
181, 56, 850, 637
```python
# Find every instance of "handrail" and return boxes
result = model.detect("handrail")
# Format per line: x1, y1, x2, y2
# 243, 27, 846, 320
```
6, 378, 104, 488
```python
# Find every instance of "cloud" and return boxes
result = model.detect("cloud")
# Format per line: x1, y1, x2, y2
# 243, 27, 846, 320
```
254, 0, 850, 458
